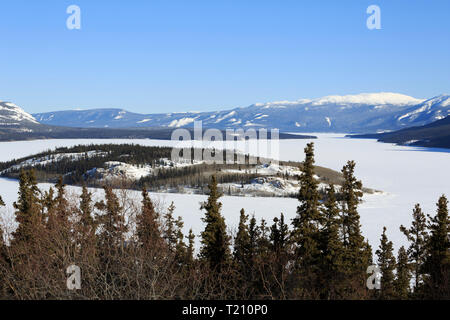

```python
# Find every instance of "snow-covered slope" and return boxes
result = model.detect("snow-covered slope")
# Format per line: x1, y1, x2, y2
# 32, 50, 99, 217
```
31, 92, 449, 133
395, 95, 450, 125
0, 101, 40, 129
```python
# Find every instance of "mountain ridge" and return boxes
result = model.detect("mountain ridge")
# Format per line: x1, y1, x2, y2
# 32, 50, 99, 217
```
31, 92, 449, 133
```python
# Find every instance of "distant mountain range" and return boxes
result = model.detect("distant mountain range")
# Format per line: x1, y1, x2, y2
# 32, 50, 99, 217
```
0, 101, 312, 141
31, 93, 450, 133
350, 116, 450, 149
1, 92, 449, 142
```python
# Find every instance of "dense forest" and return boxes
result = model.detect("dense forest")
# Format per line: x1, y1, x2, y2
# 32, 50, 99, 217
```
0, 142, 448, 300
0, 144, 350, 198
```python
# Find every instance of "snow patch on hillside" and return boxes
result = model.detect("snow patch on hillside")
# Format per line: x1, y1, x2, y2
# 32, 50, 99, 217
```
137, 119, 152, 123
168, 117, 196, 128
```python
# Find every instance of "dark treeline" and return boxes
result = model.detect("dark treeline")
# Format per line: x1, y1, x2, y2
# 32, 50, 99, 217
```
0, 127, 316, 143
0, 142, 448, 300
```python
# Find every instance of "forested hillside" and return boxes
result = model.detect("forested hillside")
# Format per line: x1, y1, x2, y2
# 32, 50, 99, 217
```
0, 144, 361, 198
350, 116, 450, 149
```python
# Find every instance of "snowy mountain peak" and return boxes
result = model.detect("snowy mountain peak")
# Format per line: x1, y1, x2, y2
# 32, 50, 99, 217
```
309, 92, 424, 106
0, 101, 39, 126
254, 92, 424, 109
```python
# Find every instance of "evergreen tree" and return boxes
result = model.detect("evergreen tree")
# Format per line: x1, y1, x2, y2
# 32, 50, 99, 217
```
186, 229, 195, 265
163, 202, 178, 252
270, 213, 289, 257
136, 188, 161, 250
395, 246, 411, 299
41, 187, 56, 218
76, 184, 97, 267
376, 227, 396, 299
339, 161, 370, 298
423, 195, 449, 299
174, 216, 187, 264
318, 185, 344, 299
234, 209, 251, 272
12, 170, 43, 245
94, 186, 128, 295
269, 213, 290, 299
248, 215, 259, 272
79, 183, 95, 230
95, 186, 127, 249
200, 175, 231, 271
257, 219, 271, 257
291, 143, 322, 297
400, 203, 428, 293
55, 176, 69, 222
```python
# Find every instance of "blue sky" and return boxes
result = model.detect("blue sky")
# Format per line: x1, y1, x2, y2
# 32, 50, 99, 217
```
0, 0, 449, 113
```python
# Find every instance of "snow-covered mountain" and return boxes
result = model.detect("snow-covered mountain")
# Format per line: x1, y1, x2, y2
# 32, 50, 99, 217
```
0, 102, 40, 128
29, 92, 450, 133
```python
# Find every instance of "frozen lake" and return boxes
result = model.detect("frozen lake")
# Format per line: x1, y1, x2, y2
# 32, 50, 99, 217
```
0, 134, 449, 252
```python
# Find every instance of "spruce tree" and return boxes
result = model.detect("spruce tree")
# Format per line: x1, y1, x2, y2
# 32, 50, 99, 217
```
136, 188, 161, 250
248, 214, 259, 272
174, 216, 187, 264
200, 175, 231, 271
77, 184, 97, 267
163, 202, 178, 252
234, 209, 251, 273
400, 203, 428, 293
375, 227, 396, 299
41, 187, 56, 218
339, 161, 369, 297
395, 246, 411, 299
186, 229, 195, 265
423, 195, 449, 299
80, 184, 95, 231
291, 142, 322, 297
55, 176, 69, 222
95, 186, 128, 295
12, 170, 43, 245
95, 186, 127, 249
319, 185, 344, 299
269, 213, 290, 299
257, 219, 271, 257
270, 213, 289, 257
